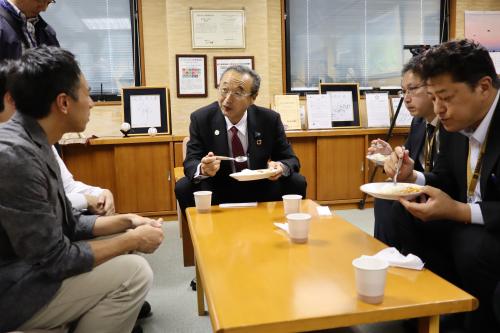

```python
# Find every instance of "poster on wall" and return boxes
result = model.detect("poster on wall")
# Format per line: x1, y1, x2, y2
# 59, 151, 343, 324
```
465, 11, 500, 74
214, 56, 254, 87
175, 54, 207, 98
191, 10, 246, 48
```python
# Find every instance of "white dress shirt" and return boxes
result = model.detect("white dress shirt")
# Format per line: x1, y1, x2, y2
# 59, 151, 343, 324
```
51, 146, 103, 210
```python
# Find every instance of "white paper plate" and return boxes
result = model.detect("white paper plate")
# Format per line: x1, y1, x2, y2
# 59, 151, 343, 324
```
360, 182, 424, 201
230, 168, 277, 182
366, 153, 389, 166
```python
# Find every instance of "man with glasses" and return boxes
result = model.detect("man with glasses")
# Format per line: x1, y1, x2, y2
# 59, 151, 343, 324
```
176, 65, 307, 216
0, 0, 59, 60
367, 54, 438, 248
386, 39, 500, 333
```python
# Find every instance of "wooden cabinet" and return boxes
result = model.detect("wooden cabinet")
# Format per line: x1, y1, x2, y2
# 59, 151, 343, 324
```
61, 129, 409, 217
61, 136, 177, 216
316, 136, 365, 202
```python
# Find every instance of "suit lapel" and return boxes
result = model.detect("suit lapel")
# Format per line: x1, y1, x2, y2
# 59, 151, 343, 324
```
211, 106, 229, 157
246, 105, 258, 168
411, 118, 426, 162
481, 102, 500, 192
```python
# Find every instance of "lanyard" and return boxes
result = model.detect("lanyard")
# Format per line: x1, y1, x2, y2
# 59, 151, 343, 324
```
466, 124, 492, 201
423, 122, 439, 172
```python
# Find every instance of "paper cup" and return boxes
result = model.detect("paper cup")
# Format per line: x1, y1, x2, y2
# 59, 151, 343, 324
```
282, 194, 302, 215
287, 213, 311, 244
194, 191, 212, 213
352, 257, 389, 304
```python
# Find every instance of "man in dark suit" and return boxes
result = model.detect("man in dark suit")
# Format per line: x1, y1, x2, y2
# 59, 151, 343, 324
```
176, 65, 306, 212
369, 54, 438, 247
385, 39, 500, 333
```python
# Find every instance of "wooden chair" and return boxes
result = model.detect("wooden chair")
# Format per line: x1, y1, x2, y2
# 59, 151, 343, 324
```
174, 137, 195, 266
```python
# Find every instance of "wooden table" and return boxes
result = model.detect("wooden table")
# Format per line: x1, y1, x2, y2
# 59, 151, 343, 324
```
186, 200, 477, 333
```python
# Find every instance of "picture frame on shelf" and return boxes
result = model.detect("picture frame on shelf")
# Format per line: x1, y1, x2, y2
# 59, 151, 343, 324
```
319, 83, 361, 128
122, 86, 171, 135
176, 54, 207, 98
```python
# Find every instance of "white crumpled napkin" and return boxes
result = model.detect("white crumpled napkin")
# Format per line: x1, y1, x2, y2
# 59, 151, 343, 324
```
273, 222, 289, 233
361, 247, 424, 270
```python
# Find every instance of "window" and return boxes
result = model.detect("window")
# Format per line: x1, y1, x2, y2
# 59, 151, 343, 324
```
285, 0, 446, 93
43, 0, 141, 101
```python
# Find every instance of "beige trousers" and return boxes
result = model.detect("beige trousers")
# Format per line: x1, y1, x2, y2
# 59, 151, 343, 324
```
18, 254, 153, 333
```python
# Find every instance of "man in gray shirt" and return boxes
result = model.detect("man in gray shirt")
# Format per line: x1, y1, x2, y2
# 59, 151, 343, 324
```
0, 46, 164, 333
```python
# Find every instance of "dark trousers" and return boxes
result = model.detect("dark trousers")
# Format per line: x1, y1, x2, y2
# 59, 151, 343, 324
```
175, 173, 307, 213
373, 198, 400, 248
392, 202, 500, 333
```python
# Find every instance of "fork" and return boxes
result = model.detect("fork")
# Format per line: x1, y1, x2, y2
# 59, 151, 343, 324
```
393, 145, 405, 186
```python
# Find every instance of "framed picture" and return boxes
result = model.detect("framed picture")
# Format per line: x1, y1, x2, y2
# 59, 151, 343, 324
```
191, 10, 246, 49
122, 86, 171, 135
213, 56, 254, 87
319, 83, 361, 128
176, 54, 207, 98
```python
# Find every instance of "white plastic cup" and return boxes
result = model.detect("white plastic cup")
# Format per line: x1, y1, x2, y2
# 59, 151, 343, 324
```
282, 194, 302, 215
286, 212, 311, 244
352, 257, 389, 304
194, 191, 212, 213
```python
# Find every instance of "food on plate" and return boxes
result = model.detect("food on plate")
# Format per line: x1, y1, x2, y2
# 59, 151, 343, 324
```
381, 184, 422, 195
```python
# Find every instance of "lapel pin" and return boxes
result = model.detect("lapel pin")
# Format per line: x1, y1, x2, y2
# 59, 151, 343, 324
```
256, 139, 262, 146
214, 130, 220, 136
254, 132, 262, 146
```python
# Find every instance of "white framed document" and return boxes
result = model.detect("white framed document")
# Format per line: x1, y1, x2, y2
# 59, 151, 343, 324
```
365, 92, 391, 128
328, 91, 354, 122
122, 86, 171, 135
213, 56, 254, 87
175, 54, 207, 98
306, 94, 332, 129
391, 97, 412, 126
191, 10, 246, 49
274, 94, 301, 130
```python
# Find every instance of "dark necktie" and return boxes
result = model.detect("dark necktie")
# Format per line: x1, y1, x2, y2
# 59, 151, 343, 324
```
230, 126, 248, 172
426, 124, 435, 139
425, 124, 436, 171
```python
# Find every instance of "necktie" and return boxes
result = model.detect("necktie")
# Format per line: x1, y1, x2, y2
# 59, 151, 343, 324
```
230, 126, 248, 172
426, 124, 435, 139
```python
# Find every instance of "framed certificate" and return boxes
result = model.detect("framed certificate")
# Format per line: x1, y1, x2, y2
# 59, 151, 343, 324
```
319, 83, 361, 128
122, 86, 171, 135
176, 54, 207, 98
191, 10, 246, 48
213, 56, 254, 87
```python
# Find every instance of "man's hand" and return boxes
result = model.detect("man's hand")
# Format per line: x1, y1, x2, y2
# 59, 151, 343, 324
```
367, 139, 392, 155
267, 161, 283, 181
200, 152, 220, 177
384, 146, 416, 182
85, 189, 115, 216
128, 214, 163, 228
400, 186, 471, 223
130, 224, 164, 253
98, 189, 115, 215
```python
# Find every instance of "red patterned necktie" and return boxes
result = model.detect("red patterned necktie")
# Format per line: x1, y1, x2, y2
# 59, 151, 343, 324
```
230, 126, 248, 172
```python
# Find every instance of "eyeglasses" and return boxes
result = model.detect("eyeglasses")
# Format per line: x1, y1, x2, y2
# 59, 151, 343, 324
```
401, 83, 426, 97
218, 86, 252, 99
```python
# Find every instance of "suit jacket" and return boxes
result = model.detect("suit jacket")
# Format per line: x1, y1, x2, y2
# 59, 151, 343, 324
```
184, 102, 300, 182
0, 0, 59, 60
405, 117, 427, 172
425, 101, 500, 232
0, 113, 95, 332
